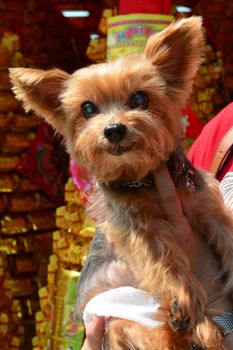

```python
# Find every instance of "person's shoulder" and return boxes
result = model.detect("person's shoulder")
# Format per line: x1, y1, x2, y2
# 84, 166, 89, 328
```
188, 103, 233, 171
218, 102, 233, 118
207, 102, 233, 130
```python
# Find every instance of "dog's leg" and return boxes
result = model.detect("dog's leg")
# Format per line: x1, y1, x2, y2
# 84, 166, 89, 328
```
105, 317, 201, 350
168, 301, 192, 332
105, 221, 207, 322
127, 223, 206, 322
105, 318, 172, 350
164, 299, 224, 349
105, 318, 150, 350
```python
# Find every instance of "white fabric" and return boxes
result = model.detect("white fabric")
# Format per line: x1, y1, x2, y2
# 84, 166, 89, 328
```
83, 286, 162, 328
220, 172, 233, 209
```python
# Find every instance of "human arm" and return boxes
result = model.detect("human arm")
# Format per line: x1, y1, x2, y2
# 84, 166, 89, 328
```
153, 164, 233, 349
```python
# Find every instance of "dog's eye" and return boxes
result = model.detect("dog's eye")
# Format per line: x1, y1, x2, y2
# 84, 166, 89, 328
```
128, 91, 149, 110
81, 101, 100, 118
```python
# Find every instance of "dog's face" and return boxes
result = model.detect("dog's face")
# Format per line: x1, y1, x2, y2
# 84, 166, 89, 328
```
10, 17, 204, 182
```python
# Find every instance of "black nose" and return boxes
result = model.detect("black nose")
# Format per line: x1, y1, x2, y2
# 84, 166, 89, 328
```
104, 123, 127, 143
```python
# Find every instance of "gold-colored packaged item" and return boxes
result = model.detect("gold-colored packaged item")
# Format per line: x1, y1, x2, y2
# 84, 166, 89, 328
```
1, 32, 20, 53
7, 192, 55, 213
0, 237, 20, 255
0, 69, 12, 90
0, 132, 35, 153
0, 174, 18, 192
0, 312, 8, 336
1, 215, 30, 235
10, 300, 22, 320
36, 193, 56, 211
0, 92, 19, 112
9, 336, 21, 349
47, 255, 58, 286
8, 193, 38, 212
51, 269, 84, 350
13, 255, 37, 273
0, 44, 11, 67
86, 38, 106, 64
17, 176, 38, 192
0, 111, 13, 130
11, 112, 40, 132
28, 211, 56, 231
39, 287, 51, 316
0, 194, 7, 213
98, 8, 117, 35
0, 155, 20, 172
4, 277, 35, 298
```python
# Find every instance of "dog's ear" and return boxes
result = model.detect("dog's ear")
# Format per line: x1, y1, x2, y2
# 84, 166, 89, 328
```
9, 67, 70, 131
144, 16, 204, 104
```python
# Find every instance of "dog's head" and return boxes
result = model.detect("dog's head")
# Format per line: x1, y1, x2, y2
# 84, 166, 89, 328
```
10, 17, 204, 182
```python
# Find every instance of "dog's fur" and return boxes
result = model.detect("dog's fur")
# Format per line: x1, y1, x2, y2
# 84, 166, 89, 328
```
9, 17, 233, 349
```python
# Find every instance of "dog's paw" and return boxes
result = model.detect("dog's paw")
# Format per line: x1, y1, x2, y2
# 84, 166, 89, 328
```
168, 301, 192, 332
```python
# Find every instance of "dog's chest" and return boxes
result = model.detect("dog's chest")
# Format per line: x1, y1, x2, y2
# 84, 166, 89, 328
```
101, 186, 164, 236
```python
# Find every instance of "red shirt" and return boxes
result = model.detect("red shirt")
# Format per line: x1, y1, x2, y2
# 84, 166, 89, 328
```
188, 103, 233, 180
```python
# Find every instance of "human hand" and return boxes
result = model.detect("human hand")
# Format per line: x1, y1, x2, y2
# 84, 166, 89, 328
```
81, 316, 105, 350
153, 164, 233, 349
152, 163, 196, 252
153, 164, 224, 295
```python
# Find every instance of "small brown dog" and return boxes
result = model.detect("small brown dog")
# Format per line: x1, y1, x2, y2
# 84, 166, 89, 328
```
10, 17, 233, 349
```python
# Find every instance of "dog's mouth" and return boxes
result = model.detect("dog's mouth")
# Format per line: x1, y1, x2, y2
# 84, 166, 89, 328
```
107, 145, 129, 156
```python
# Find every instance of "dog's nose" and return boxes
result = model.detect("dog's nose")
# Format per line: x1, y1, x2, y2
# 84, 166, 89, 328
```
104, 123, 127, 143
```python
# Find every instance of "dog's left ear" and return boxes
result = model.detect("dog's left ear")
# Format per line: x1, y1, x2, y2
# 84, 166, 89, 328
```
9, 67, 70, 132
144, 16, 204, 105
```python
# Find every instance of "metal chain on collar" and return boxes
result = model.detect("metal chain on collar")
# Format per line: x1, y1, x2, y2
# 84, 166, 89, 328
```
120, 180, 153, 188
100, 179, 154, 190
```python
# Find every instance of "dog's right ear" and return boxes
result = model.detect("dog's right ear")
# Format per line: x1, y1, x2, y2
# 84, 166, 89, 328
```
9, 67, 70, 132
143, 16, 204, 106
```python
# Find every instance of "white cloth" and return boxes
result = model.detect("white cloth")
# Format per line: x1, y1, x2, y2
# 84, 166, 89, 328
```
83, 286, 162, 328
220, 172, 233, 209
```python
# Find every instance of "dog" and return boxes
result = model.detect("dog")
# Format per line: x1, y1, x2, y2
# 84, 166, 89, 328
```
9, 16, 233, 349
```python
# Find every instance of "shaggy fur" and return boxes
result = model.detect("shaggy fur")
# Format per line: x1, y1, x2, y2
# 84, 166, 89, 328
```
9, 17, 233, 349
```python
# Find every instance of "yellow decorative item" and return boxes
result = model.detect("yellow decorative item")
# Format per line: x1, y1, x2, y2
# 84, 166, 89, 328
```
51, 269, 84, 350
107, 13, 174, 60
99, 8, 118, 35
86, 38, 107, 63
0, 312, 8, 335
10, 336, 20, 348
1, 32, 20, 53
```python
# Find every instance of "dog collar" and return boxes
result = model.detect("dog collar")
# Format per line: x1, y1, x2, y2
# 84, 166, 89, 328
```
109, 179, 154, 189
104, 146, 203, 192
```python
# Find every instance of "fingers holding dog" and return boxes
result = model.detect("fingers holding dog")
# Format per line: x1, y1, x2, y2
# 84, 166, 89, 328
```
82, 316, 105, 350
